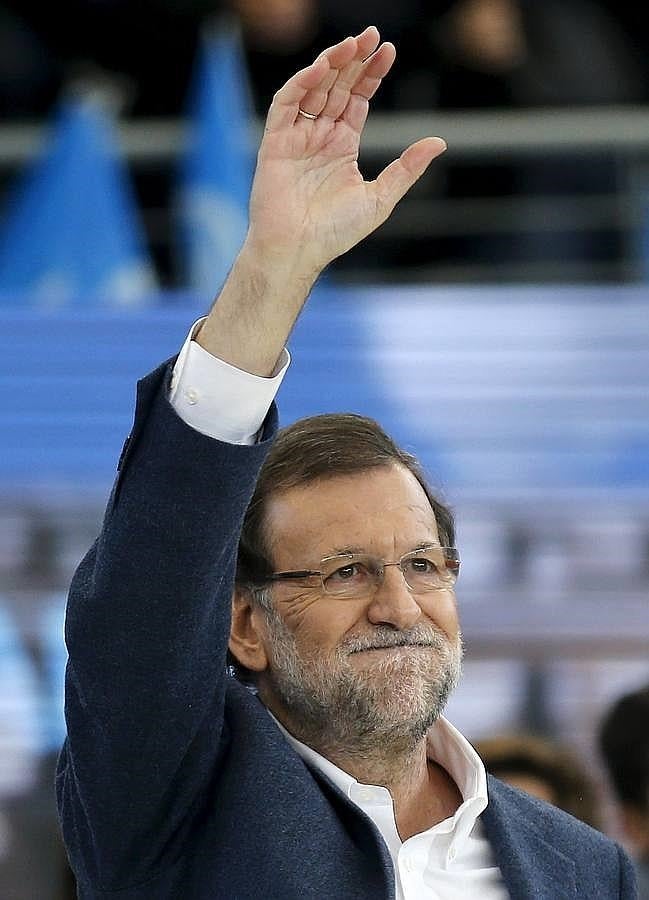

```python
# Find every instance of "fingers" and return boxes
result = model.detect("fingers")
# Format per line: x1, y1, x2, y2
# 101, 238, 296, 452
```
321, 32, 366, 70
373, 137, 447, 217
264, 34, 359, 132
314, 27, 381, 119
264, 56, 331, 133
340, 43, 396, 134
264, 26, 397, 137
352, 42, 396, 101
302, 27, 387, 122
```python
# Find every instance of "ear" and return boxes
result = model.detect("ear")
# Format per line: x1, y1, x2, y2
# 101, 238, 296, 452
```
228, 588, 270, 674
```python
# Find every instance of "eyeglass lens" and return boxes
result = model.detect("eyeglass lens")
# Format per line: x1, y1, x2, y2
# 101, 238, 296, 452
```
320, 549, 459, 597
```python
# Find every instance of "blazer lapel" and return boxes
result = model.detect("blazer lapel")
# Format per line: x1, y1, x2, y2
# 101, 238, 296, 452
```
305, 762, 396, 898
482, 776, 577, 900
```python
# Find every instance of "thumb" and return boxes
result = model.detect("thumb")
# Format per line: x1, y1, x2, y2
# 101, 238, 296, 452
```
372, 137, 447, 220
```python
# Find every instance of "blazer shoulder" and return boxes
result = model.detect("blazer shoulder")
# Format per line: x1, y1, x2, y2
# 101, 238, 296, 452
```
488, 774, 608, 847
485, 776, 637, 898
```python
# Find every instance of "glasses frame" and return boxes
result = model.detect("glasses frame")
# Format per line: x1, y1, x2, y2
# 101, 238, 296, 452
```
266, 546, 460, 597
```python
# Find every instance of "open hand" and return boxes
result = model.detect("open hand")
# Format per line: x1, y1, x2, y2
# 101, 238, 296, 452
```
245, 26, 447, 276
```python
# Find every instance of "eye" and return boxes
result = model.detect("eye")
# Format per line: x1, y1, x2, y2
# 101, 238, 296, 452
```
326, 563, 368, 584
405, 556, 439, 575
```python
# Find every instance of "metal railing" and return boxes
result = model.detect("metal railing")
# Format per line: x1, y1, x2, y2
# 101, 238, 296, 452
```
1, 107, 649, 282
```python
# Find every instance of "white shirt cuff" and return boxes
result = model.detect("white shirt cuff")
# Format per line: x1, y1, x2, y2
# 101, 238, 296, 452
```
170, 318, 289, 445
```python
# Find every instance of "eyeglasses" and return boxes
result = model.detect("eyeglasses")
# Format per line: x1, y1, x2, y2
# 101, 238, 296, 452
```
266, 546, 460, 599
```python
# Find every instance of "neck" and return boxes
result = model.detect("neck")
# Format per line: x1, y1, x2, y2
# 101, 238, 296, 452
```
324, 734, 463, 838
267, 697, 463, 839
325, 731, 429, 791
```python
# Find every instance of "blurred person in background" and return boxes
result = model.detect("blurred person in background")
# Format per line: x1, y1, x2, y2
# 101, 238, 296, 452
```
474, 732, 602, 829
390, 0, 649, 275
431, 0, 647, 108
3, 1, 648, 119
229, 0, 649, 278
599, 684, 649, 900
0, 0, 228, 118
229, 0, 431, 114
0, 4, 59, 117
3, 0, 649, 282
227, 0, 338, 114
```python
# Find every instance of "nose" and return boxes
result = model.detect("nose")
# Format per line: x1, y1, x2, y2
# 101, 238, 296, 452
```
366, 564, 421, 630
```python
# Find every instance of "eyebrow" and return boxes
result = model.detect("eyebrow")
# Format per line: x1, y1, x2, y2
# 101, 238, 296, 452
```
327, 541, 442, 557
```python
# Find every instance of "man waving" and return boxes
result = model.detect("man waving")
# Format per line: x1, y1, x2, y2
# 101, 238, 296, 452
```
58, 27, 636, 900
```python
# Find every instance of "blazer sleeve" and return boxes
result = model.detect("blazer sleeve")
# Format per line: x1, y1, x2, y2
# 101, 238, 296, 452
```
618, 844, 640, 899
56, 360, 278, 892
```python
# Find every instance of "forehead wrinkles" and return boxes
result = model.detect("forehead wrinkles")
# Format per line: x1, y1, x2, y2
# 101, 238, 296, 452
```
266, 498, 439, 564
262, 465, 440, 562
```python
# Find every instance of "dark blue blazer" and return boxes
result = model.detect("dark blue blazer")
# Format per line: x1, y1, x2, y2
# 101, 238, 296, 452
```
57, 362, 637, 900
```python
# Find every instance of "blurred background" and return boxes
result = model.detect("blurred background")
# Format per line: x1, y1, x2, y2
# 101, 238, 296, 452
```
0, 1, 648, 897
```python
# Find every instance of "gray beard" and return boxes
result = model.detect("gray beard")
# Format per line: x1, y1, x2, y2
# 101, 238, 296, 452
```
260, 605, 463, 757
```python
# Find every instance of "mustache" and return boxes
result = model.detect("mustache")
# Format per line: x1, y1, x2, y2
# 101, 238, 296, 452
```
341, 626, 446, 655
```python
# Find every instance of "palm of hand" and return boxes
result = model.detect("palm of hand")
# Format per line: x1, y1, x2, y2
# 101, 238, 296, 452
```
246, 27, 446, 273
252, 118, 377, 266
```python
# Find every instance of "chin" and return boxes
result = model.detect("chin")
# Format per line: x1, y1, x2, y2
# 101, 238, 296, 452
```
347, 649, 460, 723
352, 656, 447, 699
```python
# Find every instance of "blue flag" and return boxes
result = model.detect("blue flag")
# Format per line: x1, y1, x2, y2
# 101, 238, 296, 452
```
39, 594, 68, 754
0, 603, 42, 790
0, 94, 157, 306
177, 24, 255, 295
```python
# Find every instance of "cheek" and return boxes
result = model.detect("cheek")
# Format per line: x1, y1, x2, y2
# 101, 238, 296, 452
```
419, 590, 460, 638
282, 595, 365, 647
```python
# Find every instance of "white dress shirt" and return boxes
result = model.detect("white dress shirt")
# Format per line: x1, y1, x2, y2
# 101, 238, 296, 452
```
169, 319, 289, 445
170, 322, 509, 899
273, 714, 509, 900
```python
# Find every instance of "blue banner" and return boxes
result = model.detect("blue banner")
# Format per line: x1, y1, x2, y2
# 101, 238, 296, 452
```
176, 24, 255, 297
0, 95, 157, 306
